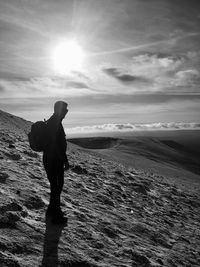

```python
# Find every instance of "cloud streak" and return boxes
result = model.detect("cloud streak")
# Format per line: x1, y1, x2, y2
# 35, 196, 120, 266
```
90, 33, 200, 57
67, 122, 200, 134
0, 74, 94, 98
0, 13, 51, 39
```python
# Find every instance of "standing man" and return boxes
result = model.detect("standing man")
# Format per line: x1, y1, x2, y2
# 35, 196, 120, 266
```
43, 101, 69, 224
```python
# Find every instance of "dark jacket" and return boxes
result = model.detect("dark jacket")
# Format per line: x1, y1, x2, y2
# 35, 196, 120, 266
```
43, 114, 67, 162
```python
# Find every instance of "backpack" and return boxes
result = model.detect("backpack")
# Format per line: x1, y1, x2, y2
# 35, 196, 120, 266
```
28, 120, 47, 152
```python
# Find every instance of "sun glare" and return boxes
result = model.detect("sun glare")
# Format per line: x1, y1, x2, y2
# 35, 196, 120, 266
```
52, 39, 85, 74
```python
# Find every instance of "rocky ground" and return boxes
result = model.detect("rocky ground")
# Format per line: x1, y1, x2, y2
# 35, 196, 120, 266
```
0, 112, 200, 266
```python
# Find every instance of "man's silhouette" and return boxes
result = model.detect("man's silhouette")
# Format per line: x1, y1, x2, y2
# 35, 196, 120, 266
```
43, 101, 69, 224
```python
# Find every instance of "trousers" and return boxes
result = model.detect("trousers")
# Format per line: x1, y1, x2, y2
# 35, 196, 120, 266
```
43, 155, 64, 214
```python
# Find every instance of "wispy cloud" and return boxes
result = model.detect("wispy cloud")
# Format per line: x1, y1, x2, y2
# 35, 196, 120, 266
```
0, 73, 94, 98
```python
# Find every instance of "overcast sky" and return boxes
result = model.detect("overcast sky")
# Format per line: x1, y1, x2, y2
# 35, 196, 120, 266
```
0, 0, 200, 131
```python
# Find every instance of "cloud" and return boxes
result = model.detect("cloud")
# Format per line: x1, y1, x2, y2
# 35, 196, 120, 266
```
104, 52, 200, 94
176, 69, 199, 79
118, 74, 143, 82
186, 51, 200, 60
0, 84, 5, 92
100, 53, 194, 94
67, 122, 200, 134
103, 67, 150, 84
130, 53, 184, 77
0, 72, 32, 82
71, 71, 90, 81
174, 69, 200, 86
65, 81, 89, 89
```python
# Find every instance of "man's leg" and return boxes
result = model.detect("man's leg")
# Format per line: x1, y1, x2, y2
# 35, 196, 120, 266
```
43, 157, 59, 214
57, 162, 64, 199
47, 161, 64, 215
51, 162, 68, 224
49, 177, 60, 214
52, 161, 64, 215
43, 157, 67, 223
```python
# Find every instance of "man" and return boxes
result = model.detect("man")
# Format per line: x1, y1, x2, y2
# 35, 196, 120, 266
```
43, 101, 69, 224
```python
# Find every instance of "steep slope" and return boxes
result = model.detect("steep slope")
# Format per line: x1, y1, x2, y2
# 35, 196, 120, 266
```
0, 111, 200, 266
0, 109, 32, 137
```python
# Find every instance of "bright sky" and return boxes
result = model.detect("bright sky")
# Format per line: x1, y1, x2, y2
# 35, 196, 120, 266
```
0, 0, 200, 132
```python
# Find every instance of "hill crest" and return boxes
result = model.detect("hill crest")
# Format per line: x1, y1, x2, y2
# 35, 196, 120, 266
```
0, 109, 32, 136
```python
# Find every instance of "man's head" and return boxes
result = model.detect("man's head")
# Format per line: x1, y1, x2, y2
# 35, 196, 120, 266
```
54, 100, 68, 120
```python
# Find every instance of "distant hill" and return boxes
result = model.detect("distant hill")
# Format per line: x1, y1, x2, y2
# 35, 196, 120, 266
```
69, 135, 200, 188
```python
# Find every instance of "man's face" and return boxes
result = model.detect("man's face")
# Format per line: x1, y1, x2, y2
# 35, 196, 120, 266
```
60, 106, 68, 119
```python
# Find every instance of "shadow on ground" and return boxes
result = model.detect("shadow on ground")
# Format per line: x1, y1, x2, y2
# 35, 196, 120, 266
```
41, 216, 66, 267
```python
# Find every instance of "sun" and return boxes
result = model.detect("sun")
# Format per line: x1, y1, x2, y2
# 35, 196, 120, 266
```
51, 39, 85, 74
